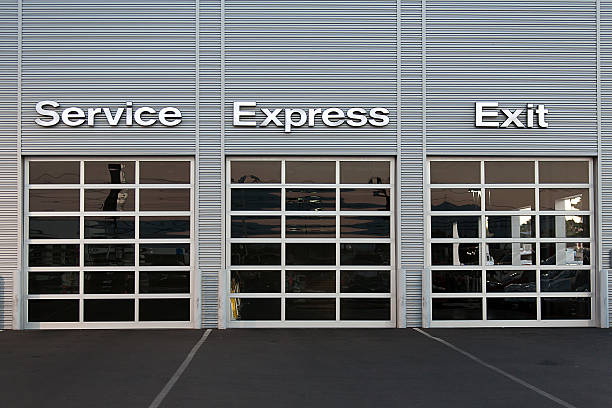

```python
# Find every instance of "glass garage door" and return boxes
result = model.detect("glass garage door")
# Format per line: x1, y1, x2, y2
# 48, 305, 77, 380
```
25, 158, 194, 328
427, 158, 595, 327
227, 158, 395, 327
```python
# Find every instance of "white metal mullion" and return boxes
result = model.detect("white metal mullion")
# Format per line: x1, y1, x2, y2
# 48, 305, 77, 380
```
480, 160, 486, 320
280, 159, 286, 322
79, 160, 85, 323
534, 159, 542, 321
336, 159, 341, 321
135, 159, 140, 322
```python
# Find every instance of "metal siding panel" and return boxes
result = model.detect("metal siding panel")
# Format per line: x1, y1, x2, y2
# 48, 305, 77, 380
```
426, 0, 598, 156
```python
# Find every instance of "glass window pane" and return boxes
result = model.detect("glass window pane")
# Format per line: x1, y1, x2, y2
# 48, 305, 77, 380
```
341, 188, 390, 211
28, 244, 79, 267
286, 271, 335, 293
29, 189, 79, 212
231, 298, 280, 320
29, 161, 79, 184
430, 161, 480, 184
139, 299, 190, 321
431, 216, 481, 238
29, 217, 79, 239
340, 298, 390, 320
540, 215, 589, 238
231, 243, 281, 265
286, 161, 335, 183
28, 272, 79, 294
139, 189, 190, 211
487, 298, 537, 320
340, 216, 390, 238
340, 243, 390, 265
340, 161, 390, 184
431, 188, 481, 211
432, 298, 482, 320
84, 271, 135, 294
140, 161, 190, 184
140, 271, 190, 294
85, 189, 135, 211
541, 297, 590, 319
539, 161, 589, 184
486, 243, 534, 266
84, 217, 135, 239
431, 243, 480, 266
432, 270, 482, 293
539, 188, 589, 211
486, 216, 535, 238
286, 243, 335, 265
286, 216, 335, 237
139, 216, 190, 239
286, 189, 335, 211
231, 216, 281, 238
485, 161, 534, 184
540, 243, 590, 266
286, 299, 336, 320
485, 188, 534, 211
230, 270, 280, 293
231, 188, 281, 211
85, 161, 135, 184
231, 161, 281, 183
84, 244, 135, 266
486, 270, 536, 292
340, 270, 390, 293
28, 299, 79, 322
541, 270, 590, 292
139, 244, 189, 266
84, 299, 134, 322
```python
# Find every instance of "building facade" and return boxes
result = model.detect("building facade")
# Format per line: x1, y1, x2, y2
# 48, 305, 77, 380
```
1, 0, 611, 329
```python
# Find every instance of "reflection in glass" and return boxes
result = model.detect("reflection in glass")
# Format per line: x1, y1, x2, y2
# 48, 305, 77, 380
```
139, 189, 190, 211
286, 271, 335, 293
541, 297, 590, 319
340, 243, 390, 265
286, 243, 335, 265
540, 215, 589, 238
431, 216, 480, 238
485, 189, 534, 211
231, 298, 280, 320
340, 161, 390, 184
231, 216, 281, 238
84, 217, 135, 239
486, 216, 535, 238
231, 188, 281, 211
487, 298, 537, 320
539, 161, 589, 184
231, 161, 281, 183
231, 243, 281, 265
431, 189, 481, 211
29, 217, 79, 239
28, 299, 79, 322
84, 299, 134, 321
29, 189, 79, 212
430, 161, 480, 184
540, 243, 590, 266
341, 270, 390, 293
340, 216, 390, 238
432, 270, 481, 293
85, 161, 135, 184
28, 272, 79, 294
139, 299, 190, 321
140, 217, 190, 239
431, 243, 479, 266
140, 161, 190, 184
84, 244, 135, 266
84, 271, 135, 294
541, 270, 590, 292
539, 189, 589, 211
230, 270, 280, 293
140, 271, 190, 293
286, 216, 335, 237
486, 270, 535, 292
485, 161, 534, 183
341, 189, 390, 211
340, 298, 390, 320
29, 161, 79, 184
139, 244, 189, 266
85, 189, 135, 211
28, 244, 79, 267
432, 298, 482, 320
286, 299, 336, 320
286, 161, 335, 183
286, 189, 335, 211
486, 243, 534, 266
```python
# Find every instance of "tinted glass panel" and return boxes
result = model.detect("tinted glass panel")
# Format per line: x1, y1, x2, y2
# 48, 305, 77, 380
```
430, 161, 480, 184
232, 298, 280, 320
140, 244, 190, 266
28, 299, 79, 322
29, 189, 79, 212
340, 216, 390, 238
286, 161, 335, 183
431, 189, 481, 211
139, 299, 190, 321
230, 270, 280, 293
486, 243, 535, 266
84, 244, 135, 266
341, 270, 390, 293
432, 270, 482, 293
29, 161, 79, 184
541, 297, 590, 319
432, 298, 482, 320
286, 243, 335, 265
431, 243, 480, 266
286, 270, 335, 293
231, 161, 281, 183
485, 161, 534, 183
340, 299, 390, 320
286, 299, 335, 320
29, 217, 79, 239
541, 270, 590, 292
540, 215, 589, 238
139, 217, 190, 239
84, 271, 135, 294
28, 272, 79, 294
140, 161, 190, 184
341, 189, 390, 211
286, 216, 335, 237
231, 189, 281, 211
340, 161, 390, 184
85, 161, 135, 184
286, 189, 335, 211
140, 271, 190, 294
84, 217, 135, 239
487, 298, 537, 320
231, 216, 281, 238
540, 243, 590, 266
29, 244, 79, 267
139, 189, 190, 211
486, 216, 535, 238
485, 189, 534, 211
85, 189, 135, 211
539, 189, 589, 211
486, 270, 536, 292
340, 243, 390, 265
231, 243, 281, 265
539, 161, 589, 184
84, 299, 134, 322
431, 216, 480, 238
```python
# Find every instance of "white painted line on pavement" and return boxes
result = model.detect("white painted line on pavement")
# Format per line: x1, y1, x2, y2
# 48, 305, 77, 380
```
413, 328, 577, 408
148, 329, 212, 408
